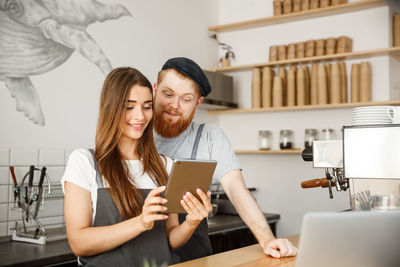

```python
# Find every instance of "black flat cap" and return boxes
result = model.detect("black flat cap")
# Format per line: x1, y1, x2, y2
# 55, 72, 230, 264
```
161, 57, 211, 97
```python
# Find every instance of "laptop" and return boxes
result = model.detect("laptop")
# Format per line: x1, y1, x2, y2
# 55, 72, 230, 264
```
296, 211, 400, 267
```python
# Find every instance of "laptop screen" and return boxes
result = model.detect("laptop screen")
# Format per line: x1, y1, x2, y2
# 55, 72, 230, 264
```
296, 211, 400, 267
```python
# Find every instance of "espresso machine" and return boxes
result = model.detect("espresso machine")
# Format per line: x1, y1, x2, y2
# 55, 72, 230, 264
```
301, 124, 400, 211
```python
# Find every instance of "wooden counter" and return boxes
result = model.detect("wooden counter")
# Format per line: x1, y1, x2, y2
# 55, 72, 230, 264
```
170, 235, 299, 267
0, 213, 280, 266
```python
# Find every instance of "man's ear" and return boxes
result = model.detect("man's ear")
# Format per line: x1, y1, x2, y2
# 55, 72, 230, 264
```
195, 96, 204, 108
153, 82, 158, 94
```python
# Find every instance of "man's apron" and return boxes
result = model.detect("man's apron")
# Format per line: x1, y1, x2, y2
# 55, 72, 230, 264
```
173, 123, 213, 263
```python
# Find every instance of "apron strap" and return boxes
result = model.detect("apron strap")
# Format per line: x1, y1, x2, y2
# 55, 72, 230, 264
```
89, 149, 104, 188
191, 123, 205, 160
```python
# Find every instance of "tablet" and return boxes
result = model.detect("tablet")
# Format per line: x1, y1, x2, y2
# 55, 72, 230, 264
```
164, 159, 217, 213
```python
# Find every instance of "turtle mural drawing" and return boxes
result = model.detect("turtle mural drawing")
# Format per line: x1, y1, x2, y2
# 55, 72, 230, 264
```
0, 0, 131, 125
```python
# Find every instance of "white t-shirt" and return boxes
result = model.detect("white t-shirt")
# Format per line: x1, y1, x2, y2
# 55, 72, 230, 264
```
61, 149, 173, 222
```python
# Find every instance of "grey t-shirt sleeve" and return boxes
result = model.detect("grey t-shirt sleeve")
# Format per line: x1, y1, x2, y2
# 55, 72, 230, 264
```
205, 124, 241, 183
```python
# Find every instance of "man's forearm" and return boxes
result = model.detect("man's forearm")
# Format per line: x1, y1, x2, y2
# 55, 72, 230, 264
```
221, 170, 276, 247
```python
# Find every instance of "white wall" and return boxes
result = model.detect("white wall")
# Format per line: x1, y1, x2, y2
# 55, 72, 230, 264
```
214, 0, 398, 237
0, 0, 219, 149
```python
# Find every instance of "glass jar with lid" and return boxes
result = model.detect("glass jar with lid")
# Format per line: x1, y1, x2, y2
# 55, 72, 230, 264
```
304, 129, 319, 149
279, 129, 294, 149
322, 128, 335, 140
258, 130, 272, 150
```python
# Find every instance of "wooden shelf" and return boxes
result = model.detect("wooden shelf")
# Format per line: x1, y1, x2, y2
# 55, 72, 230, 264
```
208, 100, 400, 114
208, 0, 385, 33
206, 47, 400, 72
235, 149, 302, 154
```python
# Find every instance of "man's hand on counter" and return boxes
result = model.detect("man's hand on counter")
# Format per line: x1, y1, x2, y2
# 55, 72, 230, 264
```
262, 238, 298, 258
220, 172, 298, 259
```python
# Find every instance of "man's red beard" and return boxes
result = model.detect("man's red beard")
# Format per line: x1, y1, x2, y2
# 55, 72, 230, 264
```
154, 105, 195, 138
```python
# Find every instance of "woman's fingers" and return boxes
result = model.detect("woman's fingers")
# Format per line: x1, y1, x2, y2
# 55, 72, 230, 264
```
183, 192, 211, 218
146, 214, 168, 221
146, 186, 166, 199
180, 199, 191, 214
143, 186, 167, 209
141, 213, 168, 230
183, 193, 201, 214
143, 204, 167, 214
141, 186, 168, 230
145, 196, 167, 205
196, 189, 212, 211
180, 190, 217, 226
142, 187, 168, 214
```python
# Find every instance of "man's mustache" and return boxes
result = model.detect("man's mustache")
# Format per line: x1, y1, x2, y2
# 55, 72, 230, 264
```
163, 108, 182, 117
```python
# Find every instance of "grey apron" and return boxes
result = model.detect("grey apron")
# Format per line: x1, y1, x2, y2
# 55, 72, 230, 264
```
79, 149, 172, 267
173, 123, 213, 263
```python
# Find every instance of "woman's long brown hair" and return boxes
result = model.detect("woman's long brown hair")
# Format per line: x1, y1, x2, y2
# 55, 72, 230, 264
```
95, 67, 168, 218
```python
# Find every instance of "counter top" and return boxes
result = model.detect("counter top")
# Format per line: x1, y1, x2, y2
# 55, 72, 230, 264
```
170, 235, 299, 267
0, 213, 280, 266
0, 238, 75, 267
207, 213, 280, 235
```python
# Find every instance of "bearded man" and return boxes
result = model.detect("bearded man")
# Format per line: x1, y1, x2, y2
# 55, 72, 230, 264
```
153, 57, 297, 263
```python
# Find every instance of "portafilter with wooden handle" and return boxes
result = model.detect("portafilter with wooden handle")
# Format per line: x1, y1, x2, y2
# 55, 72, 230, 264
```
301, 178, 336, 188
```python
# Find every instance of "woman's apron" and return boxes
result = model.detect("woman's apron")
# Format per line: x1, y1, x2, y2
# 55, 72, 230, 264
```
79, 149, 172, 267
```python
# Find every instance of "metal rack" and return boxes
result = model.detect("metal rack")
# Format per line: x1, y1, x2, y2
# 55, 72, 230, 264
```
43, 183, 64, 200
9, 166, 65, 245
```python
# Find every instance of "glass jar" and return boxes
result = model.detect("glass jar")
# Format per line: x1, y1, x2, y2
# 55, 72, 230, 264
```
258, 130, 272, 150
304, 129, 318, 149
279, 130, 294, 149
322, 128, 335, 140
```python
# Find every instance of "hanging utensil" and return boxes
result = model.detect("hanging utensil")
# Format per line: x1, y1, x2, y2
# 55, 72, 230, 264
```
33, 167, 46, 220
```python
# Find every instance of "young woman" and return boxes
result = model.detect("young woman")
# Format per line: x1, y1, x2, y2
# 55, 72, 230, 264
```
62, 67, 212, 267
